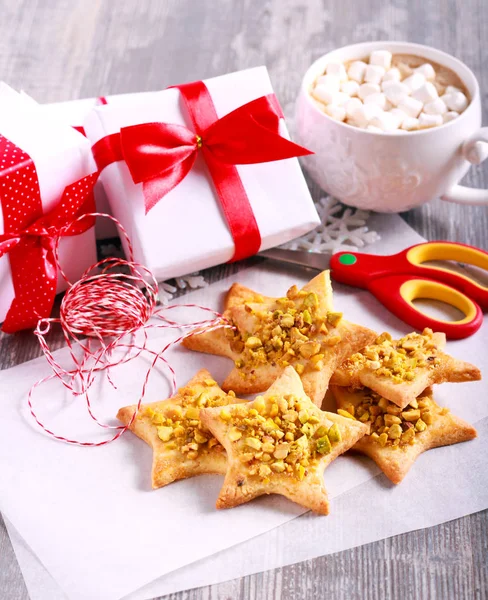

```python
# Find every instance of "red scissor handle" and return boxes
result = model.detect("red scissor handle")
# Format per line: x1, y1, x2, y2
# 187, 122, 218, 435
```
368, 274, 483, 339
331, 242, 488, 310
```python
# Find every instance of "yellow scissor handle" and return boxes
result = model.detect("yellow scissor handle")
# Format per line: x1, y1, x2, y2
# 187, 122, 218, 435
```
400, 279, 478, 325
407, 242, 488, 291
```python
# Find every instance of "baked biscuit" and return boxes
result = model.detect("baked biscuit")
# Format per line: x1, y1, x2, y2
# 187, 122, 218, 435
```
183, 271, 376, 406
331, 329, 481, 409
330, 384, 477, 484
200, 366, 369, 515
117, 369, 246, 489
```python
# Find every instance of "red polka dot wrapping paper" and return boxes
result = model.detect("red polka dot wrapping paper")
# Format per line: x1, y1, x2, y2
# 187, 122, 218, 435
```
0, 84, 98, 331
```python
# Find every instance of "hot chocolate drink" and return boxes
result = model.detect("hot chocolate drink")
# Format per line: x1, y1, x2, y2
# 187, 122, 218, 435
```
310, 49, 470, 132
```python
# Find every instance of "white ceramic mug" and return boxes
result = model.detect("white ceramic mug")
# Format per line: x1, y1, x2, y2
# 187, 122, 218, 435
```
295, 41, 488, 212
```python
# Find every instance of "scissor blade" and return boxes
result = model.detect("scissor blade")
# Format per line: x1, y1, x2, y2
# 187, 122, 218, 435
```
259, 248, 330, 272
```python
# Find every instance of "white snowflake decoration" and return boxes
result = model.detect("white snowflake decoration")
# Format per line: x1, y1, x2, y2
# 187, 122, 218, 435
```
158, 274, 208, 304
282, 196, 380, 254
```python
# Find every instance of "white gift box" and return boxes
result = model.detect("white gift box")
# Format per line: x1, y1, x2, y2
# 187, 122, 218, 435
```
0, 84, 97, 325
83, 67, 320, 281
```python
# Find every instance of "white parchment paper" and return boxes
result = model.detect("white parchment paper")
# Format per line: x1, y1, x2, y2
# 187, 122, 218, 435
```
1, 214, 487, 600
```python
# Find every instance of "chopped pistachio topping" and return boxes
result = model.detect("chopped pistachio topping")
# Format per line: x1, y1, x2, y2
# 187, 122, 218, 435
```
225, 286, 342, 376
219, 393, 342, 482
341, 387, 446, 449
342, 328, 441, 384
144, 380, 235, 459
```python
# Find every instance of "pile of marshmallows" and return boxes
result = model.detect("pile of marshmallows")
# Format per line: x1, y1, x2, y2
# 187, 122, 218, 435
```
311, 50, 469, 132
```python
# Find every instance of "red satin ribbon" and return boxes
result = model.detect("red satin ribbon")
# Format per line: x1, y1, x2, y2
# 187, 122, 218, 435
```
92, 83, 312, 262
0, 135, 98, 333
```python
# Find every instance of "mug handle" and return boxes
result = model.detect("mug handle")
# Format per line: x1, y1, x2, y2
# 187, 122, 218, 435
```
441, 127, 488, 205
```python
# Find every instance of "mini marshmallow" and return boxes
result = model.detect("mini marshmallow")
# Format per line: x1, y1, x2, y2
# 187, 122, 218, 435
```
389, 108, 408, 127
423, 98, 448, 115
369, 111, 401, 132
340, 80, 360, 96
358, 82, 381, 100
349, 103, 383, 128
364, 64, 386, 84
411, 82, 438, 104
382, 81, 410, 106
347, 60, 368, 83
331, 91, 353, 106
316, 74, 341, 93
418, 112, 443, 128
366, 125, 383, 133
441, 91, 469, 113
369, 50, 392, 70
413, 63, 436, 80
326, 61, 348, 82
443, 111, 459, 123
398, 96, 424, 118
382, 67, 401, 83
364, 92, 387, 110
324, 104, 346, 121
344, 97, 363, 120
403, 72, 426, 92
312, 85, 336, 105
401, 117, 420, 131
445, 85, 463, 95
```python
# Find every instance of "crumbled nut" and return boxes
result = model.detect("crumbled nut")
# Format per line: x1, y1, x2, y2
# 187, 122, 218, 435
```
220, 408, 232, 421
303, 292, 318, 308
401, 428, 415, 443
316, 435, 332, 454
326, 311, 343, 326
194, 430, 209, 444
274, 442, 290, 459
245, 336, 262, 349
337, 409, 356, 420
384, 414, 402, 426
415, 419, 427, 432
157, 426, 173, 442
328, 423, 342, 443
271, 461, 286, 473
229, 427, 243, 442
299, 341, 321, 359
280, 314, 295, 329
401, 409, 421, 422
246, 437, 262, 450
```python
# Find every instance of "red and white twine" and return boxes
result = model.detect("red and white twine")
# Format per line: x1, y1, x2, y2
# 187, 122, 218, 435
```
28, 213, 234, 446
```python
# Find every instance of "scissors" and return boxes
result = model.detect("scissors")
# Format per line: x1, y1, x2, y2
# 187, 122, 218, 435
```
260, 241, 488, 339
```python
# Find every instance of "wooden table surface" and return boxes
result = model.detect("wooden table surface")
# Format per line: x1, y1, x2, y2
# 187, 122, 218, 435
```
1, 1, 487, 599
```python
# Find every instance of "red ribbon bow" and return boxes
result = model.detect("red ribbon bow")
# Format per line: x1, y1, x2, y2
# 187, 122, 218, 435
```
92, 81, 312, 262
0, 135, 98, 333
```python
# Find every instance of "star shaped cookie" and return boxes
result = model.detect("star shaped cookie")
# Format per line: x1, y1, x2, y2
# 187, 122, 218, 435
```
330, 328, 481, 409
330, 384, 477, 484
183, 271, 376, 407
117, 369, 246, 489
199, 366, 369, 514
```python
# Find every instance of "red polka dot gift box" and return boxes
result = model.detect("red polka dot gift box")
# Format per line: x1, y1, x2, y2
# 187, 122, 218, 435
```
0, 84, 98, 333
83, 67, 320, 282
